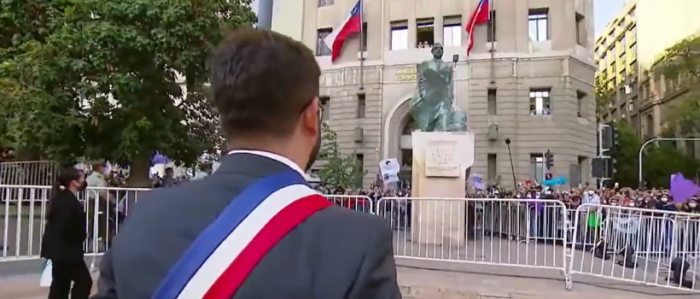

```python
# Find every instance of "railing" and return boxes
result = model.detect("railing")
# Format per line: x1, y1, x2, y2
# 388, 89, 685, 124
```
0, 161, 57, 186
376, 197, 571, 290
571, 204, 700, 292
2, 184, 699, 293
0, 185, 151, 261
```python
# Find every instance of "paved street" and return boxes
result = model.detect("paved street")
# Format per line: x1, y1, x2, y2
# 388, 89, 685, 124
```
2, 260, 698, 299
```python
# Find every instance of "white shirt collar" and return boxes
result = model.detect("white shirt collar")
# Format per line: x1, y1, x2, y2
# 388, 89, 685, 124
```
227, 150, 305, 176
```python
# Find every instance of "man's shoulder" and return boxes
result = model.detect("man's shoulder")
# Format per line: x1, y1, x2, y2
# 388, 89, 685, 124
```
305, 205, 392, 241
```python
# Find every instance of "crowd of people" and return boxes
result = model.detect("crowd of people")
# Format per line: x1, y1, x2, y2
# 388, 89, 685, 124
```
312, 182, 700, 214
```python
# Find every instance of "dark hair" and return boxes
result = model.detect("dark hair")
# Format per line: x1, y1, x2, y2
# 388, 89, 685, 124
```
50, 167, 82, 203
209, 28, 321, 138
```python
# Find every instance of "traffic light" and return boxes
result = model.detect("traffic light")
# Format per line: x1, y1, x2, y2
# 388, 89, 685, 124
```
610, 123, 619, 176
544, 149, 554, 169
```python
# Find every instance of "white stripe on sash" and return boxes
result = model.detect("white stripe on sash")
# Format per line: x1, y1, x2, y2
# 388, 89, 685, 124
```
176, 184, 318, 299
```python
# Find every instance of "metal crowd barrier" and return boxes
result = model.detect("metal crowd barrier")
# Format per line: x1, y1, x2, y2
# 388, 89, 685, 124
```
570, 204, 700, 292
0, 161, 57, 186
0, 185, 150, 261
3, 184, 700, 294
376, 197, 572, 289
323, 195, 373, 213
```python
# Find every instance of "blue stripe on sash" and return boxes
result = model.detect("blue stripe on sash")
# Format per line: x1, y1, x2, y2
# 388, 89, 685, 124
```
152, 170, 306, 299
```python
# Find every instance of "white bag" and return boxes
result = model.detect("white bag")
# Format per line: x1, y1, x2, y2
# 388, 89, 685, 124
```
40, 260, 53, 287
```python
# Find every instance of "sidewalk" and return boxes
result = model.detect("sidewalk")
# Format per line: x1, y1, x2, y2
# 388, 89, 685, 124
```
2, 261, 698, 299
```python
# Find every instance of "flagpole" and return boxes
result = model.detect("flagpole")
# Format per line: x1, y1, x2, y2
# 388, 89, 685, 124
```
488, 0, 495, 84
359, 0, 365, 90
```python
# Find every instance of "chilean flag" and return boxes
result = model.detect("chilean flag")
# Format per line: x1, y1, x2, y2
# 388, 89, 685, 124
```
324, 0, 363, 62
466, 0, 491, 56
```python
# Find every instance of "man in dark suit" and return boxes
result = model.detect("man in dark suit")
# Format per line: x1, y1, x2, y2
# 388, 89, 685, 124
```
94, 28, 401, 299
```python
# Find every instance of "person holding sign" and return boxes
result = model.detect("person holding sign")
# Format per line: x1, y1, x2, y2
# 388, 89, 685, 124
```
94, 28, 401, 299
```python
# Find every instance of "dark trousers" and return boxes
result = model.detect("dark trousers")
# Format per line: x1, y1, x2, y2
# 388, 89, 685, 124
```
49, 260, 93, 299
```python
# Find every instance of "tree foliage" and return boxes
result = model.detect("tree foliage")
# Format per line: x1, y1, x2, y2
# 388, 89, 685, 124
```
653, 35, 700, 136
594, 72, 615, 117
0, 0, 256, 185
612, 121, 699, 188
317, 123, 366, 189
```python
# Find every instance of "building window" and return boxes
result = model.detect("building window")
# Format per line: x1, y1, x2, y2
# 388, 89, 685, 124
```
416, 18, 434, 48
530, 154, 544, 182
318, 0, 334, 7
390, 21, 408, 50
355, 153, 364, 173
528, 9, 549, 42
443, 16, 462, 47
629, 6, 636, 18
576, 90, 586, 118
319, 96, 330, 121
529, 88, 551, 115
628, 99, 634, 112
487, 11, 497, 42
316, 28, 332, 56
487, 154, 497, 184
620, 35, 627, 50
631, 25, 637, 37
487, 89, 497, 115
356, 93, 365, 118
645, 114, 654, 137
575, 13, 585, 46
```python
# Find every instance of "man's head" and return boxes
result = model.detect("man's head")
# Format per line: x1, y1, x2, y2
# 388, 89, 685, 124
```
431, 43, 444, 59
210, 28, 322, 171
165, 167, 174, 177
92, 163, 104, 174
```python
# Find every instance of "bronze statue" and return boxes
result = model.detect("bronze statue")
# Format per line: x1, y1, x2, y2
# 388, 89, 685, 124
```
409, 43, 467, 132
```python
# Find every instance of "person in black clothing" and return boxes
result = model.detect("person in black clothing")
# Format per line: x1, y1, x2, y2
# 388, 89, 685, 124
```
41, 167, 93, 299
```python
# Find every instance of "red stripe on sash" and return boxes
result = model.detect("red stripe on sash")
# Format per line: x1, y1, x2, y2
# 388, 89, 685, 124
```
202, 194, 331, 299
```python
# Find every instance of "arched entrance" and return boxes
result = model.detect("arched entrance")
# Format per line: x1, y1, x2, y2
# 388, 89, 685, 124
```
383, 95, 414, 184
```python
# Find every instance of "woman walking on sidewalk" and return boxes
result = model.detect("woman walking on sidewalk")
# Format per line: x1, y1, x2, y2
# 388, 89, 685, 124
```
41, 167, 93, 299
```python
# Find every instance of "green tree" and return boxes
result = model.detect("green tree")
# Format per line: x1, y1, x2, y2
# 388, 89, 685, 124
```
0, 0, 256, 185
594, 72, 615, 117
317, 123, 366, 188
610, 121, 641, 187
643, 143, 700, 188
653, 35, 700, 135
611, 120, 699, 188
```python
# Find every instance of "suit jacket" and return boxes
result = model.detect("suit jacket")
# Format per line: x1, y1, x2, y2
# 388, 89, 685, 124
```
95, 153, 401, 299
41, 190, 87, 262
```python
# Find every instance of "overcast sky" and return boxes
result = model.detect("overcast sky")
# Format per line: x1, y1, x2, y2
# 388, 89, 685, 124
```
251, 0, 625, 37
595, 0, 627, 36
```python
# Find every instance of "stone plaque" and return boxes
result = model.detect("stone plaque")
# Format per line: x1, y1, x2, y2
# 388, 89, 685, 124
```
424, 140, 459, 177
395, 67, 417, 82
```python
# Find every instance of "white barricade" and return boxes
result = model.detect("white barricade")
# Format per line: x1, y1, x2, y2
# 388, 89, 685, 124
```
323, 195, 374, 214
0, 185, 150, 260
376, 197, 572, 289
570, 204, 700, 292
4, 186, 700, 293
0, 161, 57, 187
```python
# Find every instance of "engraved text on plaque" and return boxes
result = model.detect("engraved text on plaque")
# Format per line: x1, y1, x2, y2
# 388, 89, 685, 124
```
424, 140, 460, 177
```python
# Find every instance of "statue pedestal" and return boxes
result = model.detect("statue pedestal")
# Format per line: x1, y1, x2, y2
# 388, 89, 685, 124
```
410, 131, 475, 247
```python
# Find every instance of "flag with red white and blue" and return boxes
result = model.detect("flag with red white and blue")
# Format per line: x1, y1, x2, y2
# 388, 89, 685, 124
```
324, 0, 363, 61
466, 0, 491, 56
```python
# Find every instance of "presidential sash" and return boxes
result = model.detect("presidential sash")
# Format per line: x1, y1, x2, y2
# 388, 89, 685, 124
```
153, 170, 331, 299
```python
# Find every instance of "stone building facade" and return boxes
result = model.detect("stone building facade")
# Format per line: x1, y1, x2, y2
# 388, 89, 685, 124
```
274, 0, 598, 189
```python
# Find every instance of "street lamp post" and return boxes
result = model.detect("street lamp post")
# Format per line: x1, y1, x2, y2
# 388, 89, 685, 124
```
637, 137, 700, 188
